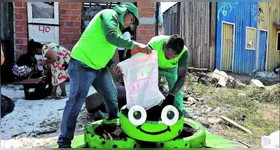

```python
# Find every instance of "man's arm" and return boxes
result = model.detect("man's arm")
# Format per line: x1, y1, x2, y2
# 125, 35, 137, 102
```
1, 49, 4, 65
169, 50, 189, 95
38, 49, 57, 66
147, 37, 157, 50
101, 11, 135, 49
169, 67, 187, 95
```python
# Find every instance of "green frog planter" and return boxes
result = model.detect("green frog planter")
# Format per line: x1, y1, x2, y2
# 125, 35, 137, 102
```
84, 99, 207, 148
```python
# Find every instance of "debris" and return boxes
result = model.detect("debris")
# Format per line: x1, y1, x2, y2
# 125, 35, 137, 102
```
210, 69, 229, 87
182, 93, 189, 99
238, 140, 251, 148
36, 129, 57, 135
227, 75, 235, 81
255, 71, 278, 79
104, 130, 113, 140
225, 79, 235, 88
183, 97, 196, 106
250, 79, 265, 89
95, 124, 126, 141
261, 130, 280, 148
194, 72, 211, 79
194, 72, 219, 86
213, 107, 222, 113
235, 80, 247, 88
217, 76, 228, 87
197, 117, 207, 123
207, 117, 222, 125
188, 67, 210, 73
211, 69, 227, 80
220, 116, 252, 135
198, 77, 211, 86
102, 133, 109, 139
187, 97, 196, 102
201, 122, 211, 128
239, 115, 246, 122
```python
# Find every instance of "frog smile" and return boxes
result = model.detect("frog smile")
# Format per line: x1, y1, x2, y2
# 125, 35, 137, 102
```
136, 125, 171, 135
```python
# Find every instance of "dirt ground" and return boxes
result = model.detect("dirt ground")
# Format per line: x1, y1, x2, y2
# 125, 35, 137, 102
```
181, 71, 280, 148
1, 71, 279, 148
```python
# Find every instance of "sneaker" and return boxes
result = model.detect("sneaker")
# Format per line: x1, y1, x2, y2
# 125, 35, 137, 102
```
58, 145, 71, 148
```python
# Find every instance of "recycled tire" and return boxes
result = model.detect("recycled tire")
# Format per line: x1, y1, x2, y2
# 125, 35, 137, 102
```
84, 120, 140, 148
155, 118, 207, 148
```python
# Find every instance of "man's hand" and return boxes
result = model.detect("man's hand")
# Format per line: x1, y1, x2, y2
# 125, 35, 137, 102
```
132, 42, 152, 54
111, 64, 123, 75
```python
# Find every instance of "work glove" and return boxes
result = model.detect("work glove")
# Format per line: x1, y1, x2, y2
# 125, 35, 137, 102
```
162, 93, 175, 107
146, 93, 175, 121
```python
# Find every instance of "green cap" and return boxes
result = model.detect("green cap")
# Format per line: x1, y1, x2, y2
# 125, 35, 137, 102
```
114, 3, 139, 27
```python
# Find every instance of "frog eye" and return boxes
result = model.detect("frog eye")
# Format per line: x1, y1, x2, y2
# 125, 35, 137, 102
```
161, 105, 179, 126
128, 105, 147, 126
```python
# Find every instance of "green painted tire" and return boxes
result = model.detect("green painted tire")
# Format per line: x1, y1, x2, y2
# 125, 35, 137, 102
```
84, 120, 140, 148
120, 105, 184, 142
155, 118, 207, 148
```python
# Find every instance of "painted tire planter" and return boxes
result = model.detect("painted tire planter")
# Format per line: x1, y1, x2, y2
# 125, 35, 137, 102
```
119, 105, 184, 142
155, 118, 207, 148
84, 120, 140, 148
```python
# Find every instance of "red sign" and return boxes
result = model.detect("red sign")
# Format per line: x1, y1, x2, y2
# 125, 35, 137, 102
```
38, 26, 51, 33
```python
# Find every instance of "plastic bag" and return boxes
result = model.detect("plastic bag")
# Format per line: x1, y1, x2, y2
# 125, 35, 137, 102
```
117, 50, 165, 110
12, 65, 32, 78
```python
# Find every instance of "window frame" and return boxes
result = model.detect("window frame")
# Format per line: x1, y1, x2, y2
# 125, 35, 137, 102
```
245, 26, 257, 50
27, 2, 59, 25
277, 30, 280, 52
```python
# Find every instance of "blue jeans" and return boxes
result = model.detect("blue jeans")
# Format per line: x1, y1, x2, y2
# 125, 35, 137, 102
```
57, 58, 119, 147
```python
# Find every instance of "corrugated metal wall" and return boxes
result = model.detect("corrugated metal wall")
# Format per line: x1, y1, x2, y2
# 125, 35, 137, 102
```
163, 2, 216, 70
258, 2, 280, 71
216, 2, 258, 74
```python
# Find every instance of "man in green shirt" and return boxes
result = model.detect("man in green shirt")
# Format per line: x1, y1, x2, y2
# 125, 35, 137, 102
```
147, 34, 189, 111
57, 3, 151, 148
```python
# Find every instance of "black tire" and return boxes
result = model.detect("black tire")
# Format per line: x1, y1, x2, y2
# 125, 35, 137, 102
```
84, 120, 140, 148
155, 118, 207, 148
